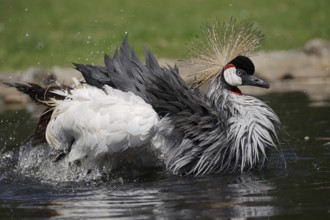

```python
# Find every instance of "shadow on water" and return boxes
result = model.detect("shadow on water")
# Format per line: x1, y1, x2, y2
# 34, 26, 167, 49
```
0, 91, 330, 219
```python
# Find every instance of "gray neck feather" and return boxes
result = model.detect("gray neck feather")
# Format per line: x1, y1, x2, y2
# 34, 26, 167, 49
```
207, 75, 233, 119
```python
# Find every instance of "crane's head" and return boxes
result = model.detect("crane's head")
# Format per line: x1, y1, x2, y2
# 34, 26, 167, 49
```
222, 55, 269, 89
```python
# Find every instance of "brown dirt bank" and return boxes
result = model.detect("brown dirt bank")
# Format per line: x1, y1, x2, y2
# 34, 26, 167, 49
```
1, 38, 329, 111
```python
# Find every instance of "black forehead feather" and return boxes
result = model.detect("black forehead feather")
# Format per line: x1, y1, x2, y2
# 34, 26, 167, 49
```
228, 55, 255, 75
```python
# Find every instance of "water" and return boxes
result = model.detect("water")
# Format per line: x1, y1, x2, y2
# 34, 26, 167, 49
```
0, 92, 330, 219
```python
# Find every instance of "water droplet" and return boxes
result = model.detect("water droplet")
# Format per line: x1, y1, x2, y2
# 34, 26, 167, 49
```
36, 42, 44, 49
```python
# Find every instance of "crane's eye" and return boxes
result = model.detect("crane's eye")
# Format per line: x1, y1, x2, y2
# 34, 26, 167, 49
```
236, 70, 242, 76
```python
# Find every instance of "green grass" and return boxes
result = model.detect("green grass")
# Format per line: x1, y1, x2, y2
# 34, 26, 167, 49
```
0, 0, 329, 71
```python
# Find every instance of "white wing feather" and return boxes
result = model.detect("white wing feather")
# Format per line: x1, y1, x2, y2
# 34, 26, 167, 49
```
46, 84, 159, 167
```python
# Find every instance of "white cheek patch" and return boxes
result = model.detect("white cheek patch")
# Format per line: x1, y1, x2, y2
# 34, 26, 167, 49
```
223, 67, 242, 86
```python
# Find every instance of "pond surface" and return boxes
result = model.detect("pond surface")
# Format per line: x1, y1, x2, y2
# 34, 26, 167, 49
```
0, 92, 330, 219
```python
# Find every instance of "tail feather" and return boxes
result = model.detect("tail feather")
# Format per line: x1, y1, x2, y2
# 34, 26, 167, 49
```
32, 108, 53, 145
4, 82, 70, 106
4, 82, 72, 145
73, 64, 112, 88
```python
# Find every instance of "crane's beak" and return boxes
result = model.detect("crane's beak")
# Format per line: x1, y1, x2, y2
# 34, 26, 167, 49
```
242, 75, 270, 89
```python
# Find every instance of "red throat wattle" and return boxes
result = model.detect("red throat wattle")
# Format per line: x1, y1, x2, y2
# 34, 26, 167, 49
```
230, 86, 242, 95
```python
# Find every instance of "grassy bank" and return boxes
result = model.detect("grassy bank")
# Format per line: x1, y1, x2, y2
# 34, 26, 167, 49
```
0, 0, 329, 71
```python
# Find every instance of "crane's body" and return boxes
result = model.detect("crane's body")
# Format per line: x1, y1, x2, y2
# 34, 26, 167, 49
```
7, 36, 280, 176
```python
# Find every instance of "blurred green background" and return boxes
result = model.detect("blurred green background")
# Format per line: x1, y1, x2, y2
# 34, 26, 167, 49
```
0, 0, 329, 71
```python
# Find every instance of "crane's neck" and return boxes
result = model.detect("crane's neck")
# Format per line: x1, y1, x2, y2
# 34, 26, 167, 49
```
207, 74, 241, 111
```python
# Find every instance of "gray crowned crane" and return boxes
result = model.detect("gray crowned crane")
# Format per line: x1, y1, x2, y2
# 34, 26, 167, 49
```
7, 20, 281, 176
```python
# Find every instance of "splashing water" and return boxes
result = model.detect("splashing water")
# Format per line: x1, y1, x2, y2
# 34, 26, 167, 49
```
0, 110, 163, 184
